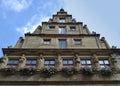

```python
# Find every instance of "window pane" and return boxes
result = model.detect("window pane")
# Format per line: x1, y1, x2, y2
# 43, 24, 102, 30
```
49, 26, 55, 29
81, 60, 86, 64
74, 39, 81, 45
104, 60, 109, 64
86, 60, 91, 64
68, 60, 73, 64
70, 26, 76, 30
99, 60, 104, 64
8, 60, 13, 64
13, 60, 18, 65
59, 39, 67, 49
50, 60, 55, 64
59, 28, 66, 34
59, 18, 65, 22
45, 61, 49, 65
63, 60, 67, 64
32, 60, 37, 65
26, 60, 31, 64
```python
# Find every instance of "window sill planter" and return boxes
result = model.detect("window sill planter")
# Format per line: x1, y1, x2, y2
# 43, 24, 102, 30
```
42, 67, 56, 77
0, 67, 17, 75
19, 68, 36, 76
100, 66, 112, 76
82, 67, 94, 76
62, 67, 77, 76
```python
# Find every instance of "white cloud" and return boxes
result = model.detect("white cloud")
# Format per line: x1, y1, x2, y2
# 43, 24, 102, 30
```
1, 0, 33, 12
16, 14, 50, 35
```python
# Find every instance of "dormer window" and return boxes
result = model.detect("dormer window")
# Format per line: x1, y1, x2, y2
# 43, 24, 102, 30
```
49, 26, 55, 30
70, 26, 76, 30
59, 18, 66, 23
43, 39, 51, 45
74, 39, 82, 45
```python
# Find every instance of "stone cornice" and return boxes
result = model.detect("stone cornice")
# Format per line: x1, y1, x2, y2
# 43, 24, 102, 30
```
2, 48, 120, 56
25, 33, 100, 37
42, 22, 83, 25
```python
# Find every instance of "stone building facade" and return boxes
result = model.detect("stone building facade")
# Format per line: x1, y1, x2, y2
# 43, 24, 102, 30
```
0, 8, 120, 85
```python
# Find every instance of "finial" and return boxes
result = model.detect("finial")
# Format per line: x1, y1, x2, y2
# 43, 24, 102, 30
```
60, 8, 64, 12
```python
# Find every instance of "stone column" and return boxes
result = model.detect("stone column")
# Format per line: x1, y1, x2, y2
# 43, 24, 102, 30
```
110, 54, 119, 71
55, 54, 63, 71
18, 54, 26, 69
92, 54, 100, 71
74, 54, 81, 71
0, 54, 8, 69
37, 54, 44, 70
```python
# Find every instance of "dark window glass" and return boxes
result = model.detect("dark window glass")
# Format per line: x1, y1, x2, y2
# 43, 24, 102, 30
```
43, 39, 51, 45
63, 59, 73, 66
59, 18, 66, 22
99, 59, 110, 68
81, 59, 92, 68
44, 59, 55, 67
70, 26, 76, 30
59, 27, 66, 34
26, 59, 37, 65
74, 39, 81, 45
8, 59, 18, 65
59, 39, 67, 49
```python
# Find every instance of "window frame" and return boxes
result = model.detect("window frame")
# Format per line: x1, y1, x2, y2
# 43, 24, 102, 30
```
81, 59, 92, 68
99, 59, 110, 68
48, 26, 55, 30
70, 26, 76, 30
44, 59, 55, 67
59, 26, 66, 34
7, 59, 19, 68
74, 39, 82, 45
59, 18, 66, 23
43, 39, 51, 45
26, 59, 37, 66
63, 59, 73, 66
59, 39, 67, 49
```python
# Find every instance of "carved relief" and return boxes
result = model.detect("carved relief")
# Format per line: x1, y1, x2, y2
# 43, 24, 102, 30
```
0, 54, 8, 69
56, 54, 62, 71
37, 54, 44, 70
18, 54, 26, 69
92, 54, 100, 71
74, 54, 81, 71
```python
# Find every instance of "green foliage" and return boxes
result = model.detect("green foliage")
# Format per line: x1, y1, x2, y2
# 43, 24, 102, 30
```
1, 68, 17, 75
82, 67, 94, 75
20, 68, 36, 76
42, 67, 56, 77
62, 67, 77, 76
100, 66, 112, 76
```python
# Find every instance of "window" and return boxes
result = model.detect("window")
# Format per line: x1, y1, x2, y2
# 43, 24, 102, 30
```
81, 59, 92, 68
59, 18, 66, 23
7, 59, 18, 68
43, 39, 51, 45
49, 26, 55, 30
59, 27, 66, 34
26, 59, 37, 68
74, 39, 81, 45
99, 59, 110, 68
59, 39, 67, 49
63, 59, 73, 66
70, 26, 76, 30
44, 59, 55, 67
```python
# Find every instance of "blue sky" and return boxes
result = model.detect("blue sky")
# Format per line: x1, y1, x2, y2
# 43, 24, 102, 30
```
0, 0, 120, 57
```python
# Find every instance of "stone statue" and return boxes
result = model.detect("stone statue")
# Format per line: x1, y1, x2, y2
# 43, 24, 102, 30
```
37, 54, 44, 70
0, 54, 8, 69
74, 54, 81, 71
92, 54, 100, 71
56, 54, 62, 71
18, 54, 26, 69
